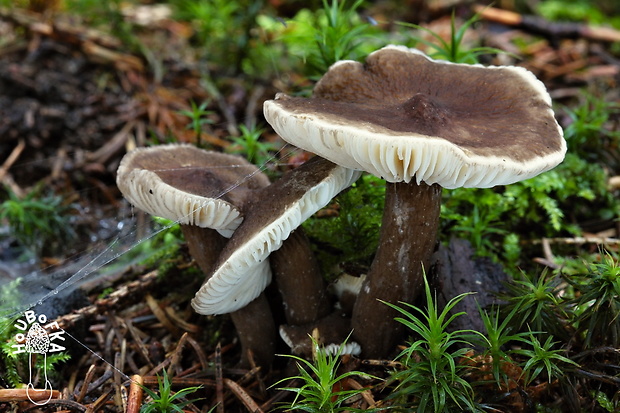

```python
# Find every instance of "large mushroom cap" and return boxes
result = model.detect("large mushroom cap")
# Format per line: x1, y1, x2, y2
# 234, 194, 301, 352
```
264, 45, 566, 189
116, 144, 270, 237
191, 157, 361, 315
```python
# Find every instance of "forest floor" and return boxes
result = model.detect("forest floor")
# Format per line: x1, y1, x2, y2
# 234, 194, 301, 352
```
1, 1, 620, 412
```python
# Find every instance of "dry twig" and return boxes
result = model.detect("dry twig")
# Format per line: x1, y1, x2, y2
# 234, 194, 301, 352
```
54, 270, 160, 331
126, 375, 144, 413
474, 5, 620, 43
215, 342, 225, 413
224, 379, 264, 413
76, 363, 97, 403
0, 388, 60, 402
145, 293, 183, 338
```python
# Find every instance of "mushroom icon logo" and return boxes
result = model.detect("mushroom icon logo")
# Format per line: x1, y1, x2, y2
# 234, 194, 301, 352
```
25, 321, 52, 405
12, 310, 66, 405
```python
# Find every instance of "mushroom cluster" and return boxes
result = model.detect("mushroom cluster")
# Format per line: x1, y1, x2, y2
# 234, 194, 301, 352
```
263, 45, 566, 358
116, 44, 566, 366
116, 144, 361, 367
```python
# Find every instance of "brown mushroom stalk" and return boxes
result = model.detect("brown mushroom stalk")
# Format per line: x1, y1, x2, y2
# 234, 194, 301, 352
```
270, 229, 331, 325
229, 295, 276, 369
352, 181, 441, 356
181, 226, 227, 276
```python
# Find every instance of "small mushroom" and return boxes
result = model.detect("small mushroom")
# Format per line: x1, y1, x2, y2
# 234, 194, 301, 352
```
279, 311, 359, 357
116, 144, 276, 367
191, 156, 361, 318
264, 45, 566, 357
329, 273, 366, 316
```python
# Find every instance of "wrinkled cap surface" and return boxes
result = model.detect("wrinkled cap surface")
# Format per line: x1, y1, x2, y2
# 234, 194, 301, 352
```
264, 45, 566, 189
116, 143, 270, 237
191, 157, 362, 315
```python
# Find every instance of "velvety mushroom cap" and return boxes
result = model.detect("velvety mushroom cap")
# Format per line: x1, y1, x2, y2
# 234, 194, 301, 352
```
264, 45, 566, 189
116, 144, 270, 237
191, 157, 362, 315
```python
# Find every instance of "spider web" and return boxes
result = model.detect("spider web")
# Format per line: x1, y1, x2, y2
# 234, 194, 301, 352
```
0, 145, 297, 382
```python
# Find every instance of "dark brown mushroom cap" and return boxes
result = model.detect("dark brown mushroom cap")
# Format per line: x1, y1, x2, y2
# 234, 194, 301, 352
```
264, 45, 566, 188
191, 157, 361, 315
116, 143, 270, 237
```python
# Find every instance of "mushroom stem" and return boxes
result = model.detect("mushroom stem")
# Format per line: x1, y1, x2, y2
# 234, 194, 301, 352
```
230, 294, 276, 369
181, 226, 226, 274
182, 225, 276, 369
270, 229, 331, 326
351, 181, 442, 358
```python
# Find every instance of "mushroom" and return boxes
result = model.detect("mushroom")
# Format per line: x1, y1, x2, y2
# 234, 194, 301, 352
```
279, 311, 359, 357
329, 273, 366, 316
116, 143, 276, 368
191, 156, 361, 317
263, 45, 566, 357
116, 142, 270, 256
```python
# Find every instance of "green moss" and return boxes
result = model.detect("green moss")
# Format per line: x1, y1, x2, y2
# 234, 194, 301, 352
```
0, 185, 76, 258
303, 174, 384, 278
